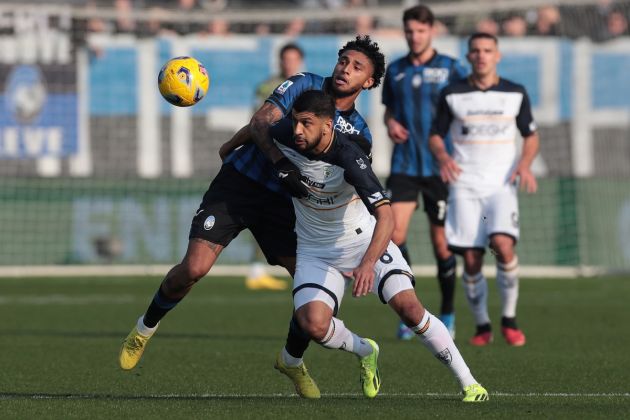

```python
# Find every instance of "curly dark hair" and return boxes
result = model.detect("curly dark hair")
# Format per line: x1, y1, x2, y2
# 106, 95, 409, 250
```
337, 35, 385, 89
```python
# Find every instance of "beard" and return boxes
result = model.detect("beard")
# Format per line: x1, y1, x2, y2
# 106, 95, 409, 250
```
294, 135, 321, 154
330, 82, 360, 98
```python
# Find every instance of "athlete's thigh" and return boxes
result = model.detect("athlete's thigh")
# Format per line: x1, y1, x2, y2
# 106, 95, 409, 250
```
372, 241, 415, 304
189, 165, 249, 246
419, 176, 449, 226
249, 191, 297, 266
391, 201, 417, 238
445, 190, 486, 250
484, 184, 520, 241
386, 174, 421, 205
293, 254, 346, 316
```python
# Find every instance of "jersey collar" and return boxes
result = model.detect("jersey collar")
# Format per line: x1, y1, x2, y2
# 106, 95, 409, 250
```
406, 48, 438, 67
467, 75, 501, 92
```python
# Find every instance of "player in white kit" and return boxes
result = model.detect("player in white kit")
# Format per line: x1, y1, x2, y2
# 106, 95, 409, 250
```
271, 89, 488, 401
429, 32, 540, 347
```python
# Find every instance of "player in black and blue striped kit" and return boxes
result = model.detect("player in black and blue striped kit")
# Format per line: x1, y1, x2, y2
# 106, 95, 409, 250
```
382, 5, 468, 340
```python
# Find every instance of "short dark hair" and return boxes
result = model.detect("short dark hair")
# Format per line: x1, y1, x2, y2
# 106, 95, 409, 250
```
468, 32, 499, 49
403, 5, 434, 26
293, 90, 336, 120
279, 43, 304, 60
338, 35, 385, 89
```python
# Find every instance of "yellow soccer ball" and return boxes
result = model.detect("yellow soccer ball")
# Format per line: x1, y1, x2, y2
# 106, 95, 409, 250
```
158, 56, 210, 107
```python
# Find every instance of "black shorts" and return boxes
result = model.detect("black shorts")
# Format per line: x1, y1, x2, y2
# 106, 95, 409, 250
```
189, 164, 296, 265
386, 174, 449, 226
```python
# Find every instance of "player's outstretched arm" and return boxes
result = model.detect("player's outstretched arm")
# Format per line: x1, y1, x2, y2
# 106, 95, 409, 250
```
250, 102, 308, 198
510, 132, 539, 193
352, 204, 394, 298
429, 134, 461, 183
219, 124, 252, 161
250, 102, 285, 164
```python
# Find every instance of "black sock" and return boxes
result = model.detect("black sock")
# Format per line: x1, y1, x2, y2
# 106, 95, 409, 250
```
285, 314, 311, 358
501, 316, 518, 329
476, 323, 492, 335
399, 242, 412, 266
437, 255, 456, 314
143, 286, 182, 328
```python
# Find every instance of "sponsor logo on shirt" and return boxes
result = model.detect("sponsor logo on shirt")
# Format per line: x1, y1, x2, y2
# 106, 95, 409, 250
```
355, 158, 367, 169
461, 123, 511, 136
306, 193, 336, 205
275, 80, 293, 95
394, 72, 406, 82
368, 191, 384, 204
303, 177, 325, 189
203, 215, 215, 230
412, 73, 422, 88
467, 109, 503, 116
334, 116, 360, 135
422, 67, 449, 84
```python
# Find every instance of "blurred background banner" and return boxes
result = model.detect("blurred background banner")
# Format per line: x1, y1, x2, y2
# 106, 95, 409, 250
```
0, 9, 77, 161
0, 1, 629, 272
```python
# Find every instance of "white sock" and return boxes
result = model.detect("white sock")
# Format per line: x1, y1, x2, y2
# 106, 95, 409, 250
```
496, 256, 519, 318
249, 262, 266, 279
281, 347, 302, 367
137, 315, 158, 337
318, 317, 373, 357
412, 310, 477, 388
463, 272, 491, 326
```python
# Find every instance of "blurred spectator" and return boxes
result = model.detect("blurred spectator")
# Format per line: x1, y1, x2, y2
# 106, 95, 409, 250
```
255, 23, 271, 35
200, 0, 227, 11
285, 17, 306, 36
207, 18, 231, 36
299, 0, 347, 8
502, 14, 528, 37
85, 0, 110, 34
355, 13, 374, 36
604, 9, 629, 38
139, 6, 168, 37
163, 0, 206, 35
114, 0, 136, 33
432, 19, 450, 37
476, 17, 500, 36
535, 6, 561, 36
255, 43, 304, 105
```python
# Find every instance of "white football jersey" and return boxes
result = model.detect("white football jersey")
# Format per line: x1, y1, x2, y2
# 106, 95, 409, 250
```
432, 77, 537, 192
271, 122, 389, 254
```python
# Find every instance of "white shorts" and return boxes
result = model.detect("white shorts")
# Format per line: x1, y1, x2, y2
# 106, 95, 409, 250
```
293, 240, 414, 314
446, 183, 520, 250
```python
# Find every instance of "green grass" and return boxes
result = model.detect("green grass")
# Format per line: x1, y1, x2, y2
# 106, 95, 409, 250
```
1, 275, 629, 419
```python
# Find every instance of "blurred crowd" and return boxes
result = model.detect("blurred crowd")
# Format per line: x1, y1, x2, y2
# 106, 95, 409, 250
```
78, 0, 630, 42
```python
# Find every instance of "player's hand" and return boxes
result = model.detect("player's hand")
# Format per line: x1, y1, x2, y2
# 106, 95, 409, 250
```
438, 155, 461, 183
218, 143, 232, 161
386, 118, 409, 144
274, 157, 309, 198
348, 262, 375, 298
510, 164, 538, 193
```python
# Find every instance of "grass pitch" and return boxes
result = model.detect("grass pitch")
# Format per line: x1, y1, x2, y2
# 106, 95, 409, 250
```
1, 275, 629, 419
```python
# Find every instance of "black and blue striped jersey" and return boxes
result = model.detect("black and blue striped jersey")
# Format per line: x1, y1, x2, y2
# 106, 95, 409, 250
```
224, 72, 371, 194
382, 52, 467, 177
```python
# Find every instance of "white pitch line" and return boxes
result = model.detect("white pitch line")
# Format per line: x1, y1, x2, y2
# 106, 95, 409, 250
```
1, 392, 629, 400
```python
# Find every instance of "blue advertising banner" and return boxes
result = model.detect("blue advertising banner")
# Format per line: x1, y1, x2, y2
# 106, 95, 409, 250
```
0, 13, 77, 159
